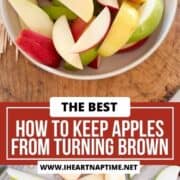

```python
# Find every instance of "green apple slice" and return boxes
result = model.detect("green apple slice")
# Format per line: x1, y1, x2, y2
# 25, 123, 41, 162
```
64, 47, 98, 70
53, 16, 83, 69
57, 0, 94, 22
155, 166, 180, 180
129, 0, 164, 43
80, 47, 98, 65
8, 0, 53, 37
98, 1, 139, 57
7, 168, 44, 180
42, 5, 77, 20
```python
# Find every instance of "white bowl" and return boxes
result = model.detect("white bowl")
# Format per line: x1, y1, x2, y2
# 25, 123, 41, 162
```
0, 0, 177, 80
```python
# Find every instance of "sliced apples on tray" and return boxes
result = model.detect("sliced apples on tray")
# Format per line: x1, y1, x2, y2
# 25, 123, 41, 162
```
8, 0, 164, 70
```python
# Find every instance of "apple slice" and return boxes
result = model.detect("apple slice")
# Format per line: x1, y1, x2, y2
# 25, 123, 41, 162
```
71, 18, 98, 66
64, 18, 98, 70
52, 16, 83, 70
155, 166, 180, 180
7, 168, 44, 180
19, 0, 37, 29
97, 0, 119, 10
98, 1, 139, 57
8, 0, 53, 37
128, 0, 164, 43
17, 30, 60, 68
71, 7, 111, 53
57, 0, 94, 22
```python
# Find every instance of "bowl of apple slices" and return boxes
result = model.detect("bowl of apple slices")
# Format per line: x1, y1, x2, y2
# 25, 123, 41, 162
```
0, 0, 177, 80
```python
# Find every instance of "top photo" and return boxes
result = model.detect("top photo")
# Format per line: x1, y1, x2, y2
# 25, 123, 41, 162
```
0, 0, 179, 101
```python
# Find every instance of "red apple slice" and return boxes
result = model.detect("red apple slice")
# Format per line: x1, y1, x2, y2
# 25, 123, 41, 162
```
88, 56, 101, 69
118, 37, 148, 53
52, 16, 83, 70
20, 29, 54, 49
70, 18, 88, 41
16, 32, 60, 68
71, 7, 111, 53
97, 0, 119, 10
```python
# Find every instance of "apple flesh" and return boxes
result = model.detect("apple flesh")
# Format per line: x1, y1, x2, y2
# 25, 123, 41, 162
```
8, 0, 53, 37
64, 48, 98, 70
52, 16, 83, 69
57, 0, 94, 22
128, 0, 164, 43
155, 166, 180, 180
71, 18, 98, 66
71, 7, 111, 53
97, 0, 119, 10
19, 0, 37, 29
16, 29, 60, 68
98, 1, 139, 57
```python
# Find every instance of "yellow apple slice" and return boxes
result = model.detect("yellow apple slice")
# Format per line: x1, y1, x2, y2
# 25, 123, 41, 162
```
8, 0, 53, 37
53, 16, 83, 70
57, 0, 94, 22
98, 1, 139, 57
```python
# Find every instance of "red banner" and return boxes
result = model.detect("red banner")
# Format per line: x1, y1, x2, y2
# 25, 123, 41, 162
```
0, 103, 179, 165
